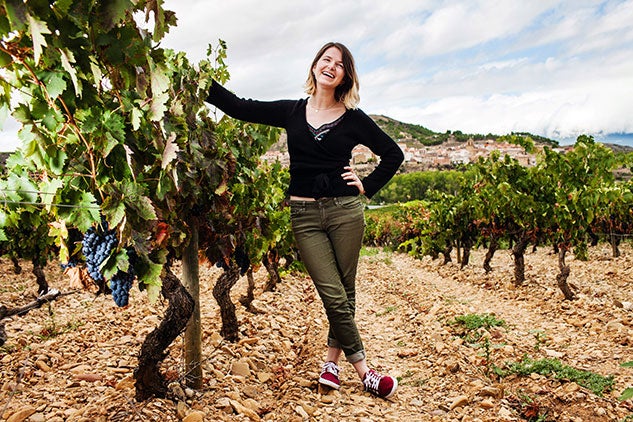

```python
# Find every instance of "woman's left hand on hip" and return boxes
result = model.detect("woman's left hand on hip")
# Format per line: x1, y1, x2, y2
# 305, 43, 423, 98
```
342, 166, 365, 195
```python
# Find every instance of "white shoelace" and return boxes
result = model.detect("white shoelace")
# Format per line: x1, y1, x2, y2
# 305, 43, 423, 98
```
322, 361, 339, 376
363, 370, 381, 391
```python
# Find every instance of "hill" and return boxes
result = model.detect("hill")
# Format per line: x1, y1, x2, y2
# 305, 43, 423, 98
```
368, 115, 561, 148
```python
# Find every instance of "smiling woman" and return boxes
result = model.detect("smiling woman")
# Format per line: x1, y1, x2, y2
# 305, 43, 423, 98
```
205, 41, 404, 400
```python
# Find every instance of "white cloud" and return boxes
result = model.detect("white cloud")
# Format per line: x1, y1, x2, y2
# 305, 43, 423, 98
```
2, 0, 632, 151
0, 117, 21, 152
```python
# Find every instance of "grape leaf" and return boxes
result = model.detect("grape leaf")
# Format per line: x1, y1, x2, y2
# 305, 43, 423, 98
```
100, 0, 133, 31
71, 191, 101, 232
161, 132, 179, 169
39, 178, 64, 211
28, 15, 51, 64
45, 73, 67, 99
149, 91, 169, 122
0, 50, 11, 68
53, 0, 74, 14
59, 48, 81, 97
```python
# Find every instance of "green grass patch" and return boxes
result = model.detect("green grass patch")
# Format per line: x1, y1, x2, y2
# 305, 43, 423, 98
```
397, 369, 427, 387
449, 313, 506, 342
375, 305, 398, 317
359, 246, 380, 257
496, 356, 615, 396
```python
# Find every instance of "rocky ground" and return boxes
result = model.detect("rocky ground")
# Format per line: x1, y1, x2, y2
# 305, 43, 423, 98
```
1, 243, 633, 422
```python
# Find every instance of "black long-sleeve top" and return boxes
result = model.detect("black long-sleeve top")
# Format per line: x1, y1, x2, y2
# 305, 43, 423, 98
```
206, 81, 404, 199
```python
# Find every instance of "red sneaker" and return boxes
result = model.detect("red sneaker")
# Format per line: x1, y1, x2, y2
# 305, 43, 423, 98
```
318, 361, 341, 390
363, 369, 398, 399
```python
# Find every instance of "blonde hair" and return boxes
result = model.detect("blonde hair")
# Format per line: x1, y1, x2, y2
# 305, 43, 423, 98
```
304, 42, 360, 109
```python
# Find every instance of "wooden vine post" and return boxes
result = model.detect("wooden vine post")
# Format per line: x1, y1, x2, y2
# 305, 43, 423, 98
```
182, 219, 202, 388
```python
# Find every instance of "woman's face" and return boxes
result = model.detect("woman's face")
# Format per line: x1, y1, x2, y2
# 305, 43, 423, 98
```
312, 46, 345, 90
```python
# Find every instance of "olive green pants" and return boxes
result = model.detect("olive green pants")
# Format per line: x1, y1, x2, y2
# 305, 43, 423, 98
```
290, 196, 366, 363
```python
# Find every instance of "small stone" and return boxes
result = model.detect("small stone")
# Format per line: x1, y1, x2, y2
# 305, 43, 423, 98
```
257, 372, 272, 383
300, 402, 316, 416
35, 360, 51, 372
27, 414, 46, 422
449, 395, 469, 410
115, 376, 135, 390
295, 405, 309, 419
231, 360, 251, 378
544, 348, 564, 358
73, 373, 102, 382
182, 411, 205, 422
215, 397, 231, 409
297, 378, 313, 388
480, 399, 495, 409
209, 332, 223, 348
595, 407, 607, 417
242, 385, 259, 398
563, 382, 580, 393
503, 344, 516, 355
242, 398, 261, 413
478, 386, 503, 398
229, 399, 260, 421
6, 407, 36, 422
320, 395, 335, 404
176, 401, 188, 419
498, 407, 513, 418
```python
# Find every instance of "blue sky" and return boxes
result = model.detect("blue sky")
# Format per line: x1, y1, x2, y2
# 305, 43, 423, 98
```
2, 0, 633, 151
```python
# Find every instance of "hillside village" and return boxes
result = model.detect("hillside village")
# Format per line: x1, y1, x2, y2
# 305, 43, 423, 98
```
262, 136, 551, 171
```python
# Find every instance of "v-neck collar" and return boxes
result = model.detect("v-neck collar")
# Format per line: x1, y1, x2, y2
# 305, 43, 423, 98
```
303, 99, 347, 142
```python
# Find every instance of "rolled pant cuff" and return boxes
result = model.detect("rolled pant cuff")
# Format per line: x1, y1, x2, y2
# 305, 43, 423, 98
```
327, 338, 366, 363
346, 350, 366, 364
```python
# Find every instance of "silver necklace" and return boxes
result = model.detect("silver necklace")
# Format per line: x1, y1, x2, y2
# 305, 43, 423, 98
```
308, 99, 339, 113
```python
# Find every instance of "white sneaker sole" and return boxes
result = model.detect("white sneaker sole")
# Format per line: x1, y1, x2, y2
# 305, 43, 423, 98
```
318, 377, 341, 390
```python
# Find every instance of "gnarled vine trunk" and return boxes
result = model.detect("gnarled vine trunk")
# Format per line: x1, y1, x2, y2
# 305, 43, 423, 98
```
263, 252, 281, 292
611, 234, 620, 258
442, 242, 453, 265
32, 262, 48, 296
11, 256, 21, 274
556, 247, 576, 300
483, 236, 498, 273
134, 266, 194, 401
460, 237, 474, 269
512, 236, 530, 286
239, 268, 257, 312
213, 266, 241, 342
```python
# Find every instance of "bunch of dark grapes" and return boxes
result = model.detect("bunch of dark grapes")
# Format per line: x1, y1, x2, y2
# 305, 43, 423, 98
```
110, 268, 134, 307
59, 260, 77, 270
235, 247, 250, 275
82, 227, 118, 283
